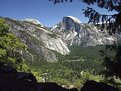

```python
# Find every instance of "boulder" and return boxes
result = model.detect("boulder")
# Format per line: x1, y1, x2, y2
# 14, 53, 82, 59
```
81, 80, 119, 91
37, 82, 78, 91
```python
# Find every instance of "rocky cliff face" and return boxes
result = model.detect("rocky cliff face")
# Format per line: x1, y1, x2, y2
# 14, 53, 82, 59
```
4, 18, 70, 62
2, 16, 118, 62
51, 16, 117, 46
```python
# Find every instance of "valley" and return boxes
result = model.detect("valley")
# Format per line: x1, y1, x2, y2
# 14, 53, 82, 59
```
0, 16, 120, 88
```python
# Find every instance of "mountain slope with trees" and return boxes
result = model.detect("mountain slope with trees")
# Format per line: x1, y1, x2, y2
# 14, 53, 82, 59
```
0, 18, 29, 72
49, 0, 121, 89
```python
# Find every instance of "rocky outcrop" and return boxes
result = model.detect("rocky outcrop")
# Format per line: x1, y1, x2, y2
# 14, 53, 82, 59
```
4, 17, 70, 62
37, 82, 78, 91
1, 16, 118, 62
0, 63, 37, 91
51, 16, 81, 33
22, 18, 43, 27
51, 16, 117, 46
81, 80, 119, 91
72, 24, 116, 46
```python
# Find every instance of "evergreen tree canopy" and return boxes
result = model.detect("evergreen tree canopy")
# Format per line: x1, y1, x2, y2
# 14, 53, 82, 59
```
0, 18, 28, 71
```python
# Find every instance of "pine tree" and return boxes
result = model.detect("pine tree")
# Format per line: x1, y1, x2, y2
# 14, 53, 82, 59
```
0, 18, 29, 71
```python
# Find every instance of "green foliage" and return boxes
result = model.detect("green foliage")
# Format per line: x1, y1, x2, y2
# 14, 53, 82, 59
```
0, 18, 9, 35
26, 45, 108, 88
0, 18, 28, 71
0, 49, 6, 57
100, 45, 121, 77
59, 45, 105, 74
102, 76, 121, 89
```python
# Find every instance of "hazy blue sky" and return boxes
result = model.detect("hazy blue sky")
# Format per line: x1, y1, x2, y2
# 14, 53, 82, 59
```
0, 0, 117, 27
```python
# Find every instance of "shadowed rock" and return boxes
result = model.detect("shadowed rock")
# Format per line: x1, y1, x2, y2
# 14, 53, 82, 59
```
17, 72, 37, 82
37, 82, 78, 91
81, 80, 120, 91
0, 63, 37, 91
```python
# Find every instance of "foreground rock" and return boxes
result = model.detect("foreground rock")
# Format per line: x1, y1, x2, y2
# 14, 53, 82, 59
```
0, 63, 78, 91
37, 82, 78, 91
81, 80, 120, 91
0, 63, 120, 91
0, 63, 37, 91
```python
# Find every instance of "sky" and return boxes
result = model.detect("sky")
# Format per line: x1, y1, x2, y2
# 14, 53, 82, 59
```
0, 0, 117, 27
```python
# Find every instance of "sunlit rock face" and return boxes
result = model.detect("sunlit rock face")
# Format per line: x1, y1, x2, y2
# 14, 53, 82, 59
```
73, 24, 116, 46
4, 17, 70, 62
51, 16, 117, 46
1, 16, 118, 62
51, 16, 81, 33
22, 18, 44, 27
62, 16, 81, 32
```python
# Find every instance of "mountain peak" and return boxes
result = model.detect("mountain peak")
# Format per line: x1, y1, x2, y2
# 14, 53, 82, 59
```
22, 18, 43, 26
51, 16, 117, 46
64, 16, 81, 24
